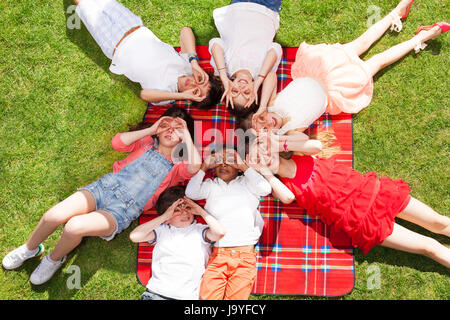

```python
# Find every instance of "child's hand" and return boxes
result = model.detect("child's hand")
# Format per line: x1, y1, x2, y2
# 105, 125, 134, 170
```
220, 78, 234, 109
183, 197, 205, 217
171, 118, 191, 142
191, 61, 209, 86
151, 116, 174, 136
162, 198, 185, 223
247, 139, 279, 175
183, 87, 206, 102
224, 149, 248, 172
201, 153, 221, 171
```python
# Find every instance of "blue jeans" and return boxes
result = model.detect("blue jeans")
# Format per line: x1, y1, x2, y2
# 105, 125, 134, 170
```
80, 148, 173, 240
141, 289, 175, 300
231, 0, 282, 12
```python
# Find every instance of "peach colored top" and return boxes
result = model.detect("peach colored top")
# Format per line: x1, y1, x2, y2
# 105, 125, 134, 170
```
291, 42, 374, 115
111, 133, 194, 211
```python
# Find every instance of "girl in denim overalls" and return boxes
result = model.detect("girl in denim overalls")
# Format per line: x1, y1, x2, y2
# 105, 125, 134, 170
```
2, 107, 202, 285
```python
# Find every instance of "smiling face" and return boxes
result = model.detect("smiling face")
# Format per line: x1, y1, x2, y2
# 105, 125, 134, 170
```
230, 72, 254, 108
252, 110, 283, 132
166, 202, 195, 228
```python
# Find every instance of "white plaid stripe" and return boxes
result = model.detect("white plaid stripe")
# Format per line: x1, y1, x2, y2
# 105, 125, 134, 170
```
76, 0, 143, 59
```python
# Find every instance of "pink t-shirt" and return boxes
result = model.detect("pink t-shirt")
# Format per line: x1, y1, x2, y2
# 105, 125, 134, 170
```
111, 133, 194, 211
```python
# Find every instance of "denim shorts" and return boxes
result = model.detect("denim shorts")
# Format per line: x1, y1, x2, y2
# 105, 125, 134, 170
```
79, 173, 141, 241
141, 289, 175, 300
231, 0, 282, 12
75, 0, 143, 59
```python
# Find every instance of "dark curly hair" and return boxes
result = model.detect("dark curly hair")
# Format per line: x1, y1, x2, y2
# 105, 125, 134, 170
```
190, 73, 224, 110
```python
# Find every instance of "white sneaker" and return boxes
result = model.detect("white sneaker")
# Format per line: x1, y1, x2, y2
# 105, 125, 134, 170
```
30, 255, 66, 285
2, 244, 45, 270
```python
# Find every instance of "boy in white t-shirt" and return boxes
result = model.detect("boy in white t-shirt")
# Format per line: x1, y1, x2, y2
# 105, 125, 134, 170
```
129, 185, 225, 300
73, 0, 223, 109
185, 146, 272, 300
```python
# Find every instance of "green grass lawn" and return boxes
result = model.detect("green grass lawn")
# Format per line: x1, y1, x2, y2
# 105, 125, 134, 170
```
0, 0, 448, 300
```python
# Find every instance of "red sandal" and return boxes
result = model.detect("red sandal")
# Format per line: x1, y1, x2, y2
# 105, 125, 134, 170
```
401, 0, 415, 19
416, 22, 450, 35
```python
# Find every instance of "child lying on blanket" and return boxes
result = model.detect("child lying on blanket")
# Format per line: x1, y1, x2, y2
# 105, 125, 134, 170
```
247, 133, 450, 268
185, 146, 275, 300
73, 0, 223, 109
209, 0, 283, 117
129, 185, 225, 300
238, 1, 448, 135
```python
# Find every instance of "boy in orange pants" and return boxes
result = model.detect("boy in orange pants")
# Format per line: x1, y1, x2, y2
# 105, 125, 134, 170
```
185, 147, 272, 299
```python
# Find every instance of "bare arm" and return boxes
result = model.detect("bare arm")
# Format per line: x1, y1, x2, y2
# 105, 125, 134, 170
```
179, 27, 197, 54
118, 116, 172, 146
255, 71, 277, 115
262, 171, 295, 204
184, 198, 225, 243
277, 131, 323, 155
172, 118, 202, 174
210, 42, 233, 108
140, 89, 186, 104
129, 199, 184, 243
180, 27, 209, 86
252, 48, 279, 104
184, 130, 202, 174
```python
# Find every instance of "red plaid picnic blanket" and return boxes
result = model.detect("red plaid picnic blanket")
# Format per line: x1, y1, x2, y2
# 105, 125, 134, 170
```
136, 46, 355, 297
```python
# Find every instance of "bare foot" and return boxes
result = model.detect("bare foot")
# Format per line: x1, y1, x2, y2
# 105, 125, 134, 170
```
394, 0, 414, 18
417, 26, 443, 43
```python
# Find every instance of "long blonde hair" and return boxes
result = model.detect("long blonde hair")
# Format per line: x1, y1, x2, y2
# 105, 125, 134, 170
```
284, 129, 341, 159
311, 129, 341, 158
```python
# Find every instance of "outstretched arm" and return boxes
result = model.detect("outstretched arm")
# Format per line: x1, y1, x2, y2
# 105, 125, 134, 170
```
180, 27, 209, 85
276, 131, 323, 155
173, 118, 202, 174
184, 198, 225, 243
253, 71, 277, 116
262, 171, 295, 204
248, 48, 279, 108
210, 42, 233, 109
140, 89, 185, 104
116, 116, 173, 146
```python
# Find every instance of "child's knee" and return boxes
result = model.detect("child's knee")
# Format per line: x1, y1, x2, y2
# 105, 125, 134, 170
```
420, 238, 443, 259
430, 215, 450, 234
42, 207, 66, 226
63, 216, 87, 237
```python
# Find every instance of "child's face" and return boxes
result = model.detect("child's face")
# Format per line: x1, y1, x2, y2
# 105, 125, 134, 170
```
252, 110, 282, 132
214, 164, 240, 183
166, 201, 195, 228
213, 149, 241, 183
230, 73, 254, 108
179, 75, 211, 101
156, 118, 183, 148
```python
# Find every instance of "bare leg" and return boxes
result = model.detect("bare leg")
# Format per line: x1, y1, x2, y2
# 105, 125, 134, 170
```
26, 190, 96, 251
50, 210, 117, 261
364, 26, 442, 77
397, 197, 450, 237
343, 0, 413, 56
381, 223, 450, 268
